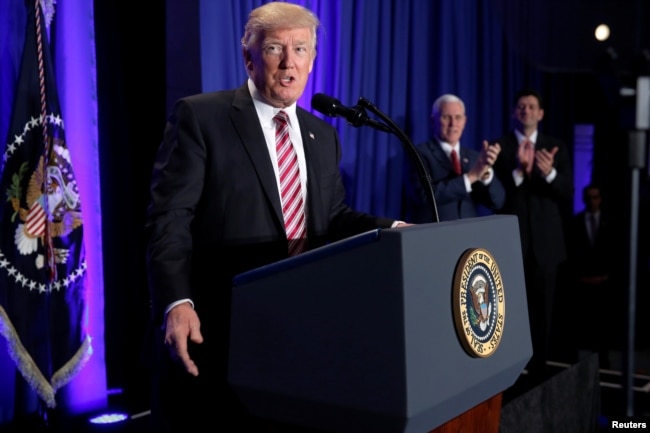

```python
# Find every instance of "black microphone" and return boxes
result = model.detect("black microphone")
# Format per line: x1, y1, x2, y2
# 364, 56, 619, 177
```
311, 93, 392, 133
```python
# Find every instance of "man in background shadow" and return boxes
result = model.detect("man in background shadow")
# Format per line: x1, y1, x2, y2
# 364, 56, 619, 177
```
566, 183, 617, 368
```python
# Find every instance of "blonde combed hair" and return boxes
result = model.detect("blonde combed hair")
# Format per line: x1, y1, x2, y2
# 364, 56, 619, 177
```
241, 2, 320, 57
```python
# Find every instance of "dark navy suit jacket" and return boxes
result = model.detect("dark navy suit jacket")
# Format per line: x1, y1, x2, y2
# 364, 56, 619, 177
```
404, 139, 506, 223
146, 82, 396, 325
491, 131, 573, 272
568, 210, 611, 279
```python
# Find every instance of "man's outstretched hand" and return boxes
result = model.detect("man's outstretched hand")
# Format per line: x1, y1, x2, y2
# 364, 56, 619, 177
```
164, 302, 204, 376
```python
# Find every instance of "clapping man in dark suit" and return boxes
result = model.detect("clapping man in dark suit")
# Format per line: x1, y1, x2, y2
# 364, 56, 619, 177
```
492, 88, 573, 383
404, 94, 505, 223
145, 3, 408, 432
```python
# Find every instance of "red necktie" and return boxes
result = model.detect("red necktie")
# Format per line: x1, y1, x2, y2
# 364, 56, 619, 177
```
523, 140, 534, 175
450, 148, 461, 175
274, 111, 307, 256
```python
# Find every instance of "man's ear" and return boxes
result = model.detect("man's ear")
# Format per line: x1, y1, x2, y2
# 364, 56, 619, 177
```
243, 49, 253, 73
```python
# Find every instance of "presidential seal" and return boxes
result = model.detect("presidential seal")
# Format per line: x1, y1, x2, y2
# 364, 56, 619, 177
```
452, 248, 505, 358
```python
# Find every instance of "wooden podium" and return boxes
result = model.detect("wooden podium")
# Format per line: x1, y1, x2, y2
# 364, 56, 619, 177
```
429, 393, 502, 433
229, 215, 532, 433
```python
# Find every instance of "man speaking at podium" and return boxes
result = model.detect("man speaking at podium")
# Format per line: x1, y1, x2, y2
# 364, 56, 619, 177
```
145, 3, 407, 432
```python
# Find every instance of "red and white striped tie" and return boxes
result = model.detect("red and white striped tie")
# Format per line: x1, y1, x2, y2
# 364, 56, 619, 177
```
274, 110, 306, 256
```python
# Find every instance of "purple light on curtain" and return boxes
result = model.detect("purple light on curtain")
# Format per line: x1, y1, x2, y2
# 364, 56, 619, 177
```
55, 0, 106, 414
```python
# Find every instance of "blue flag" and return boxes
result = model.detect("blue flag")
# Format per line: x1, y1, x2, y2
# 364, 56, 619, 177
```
0, 1, 92, 410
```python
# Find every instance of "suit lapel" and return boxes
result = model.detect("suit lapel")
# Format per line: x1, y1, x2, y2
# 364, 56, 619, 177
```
433, 140, 465, 174
230, 84, 284, 224
458, 148, 471, 173
297, 109, 323, 231
297, 109, 318, 187
430, 140, 452, 172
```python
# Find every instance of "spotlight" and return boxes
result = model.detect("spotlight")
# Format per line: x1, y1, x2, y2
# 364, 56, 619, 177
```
86, 411, 130, 432
595, 24, 610, 42
88, 412, 129, 425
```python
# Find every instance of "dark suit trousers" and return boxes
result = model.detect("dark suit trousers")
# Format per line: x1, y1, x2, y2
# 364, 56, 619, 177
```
523, 252, 558, 382
149, 326, 328, 433
149, 325, 249, 433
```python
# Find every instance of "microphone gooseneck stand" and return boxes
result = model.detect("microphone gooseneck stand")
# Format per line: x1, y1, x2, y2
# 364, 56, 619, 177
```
355, 97, 440, 223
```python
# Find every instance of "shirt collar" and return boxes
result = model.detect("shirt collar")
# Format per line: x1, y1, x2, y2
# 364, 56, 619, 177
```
247, 78, 298, 128
515, 129, 538, 145
438, 140, 460, 156
586, 210, 601, 219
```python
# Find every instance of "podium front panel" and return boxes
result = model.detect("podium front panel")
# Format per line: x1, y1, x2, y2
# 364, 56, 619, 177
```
229, 215, 531, 433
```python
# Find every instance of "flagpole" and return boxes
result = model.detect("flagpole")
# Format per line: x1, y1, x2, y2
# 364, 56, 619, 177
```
34, 0, 57, 285
35, 1, 52, 426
